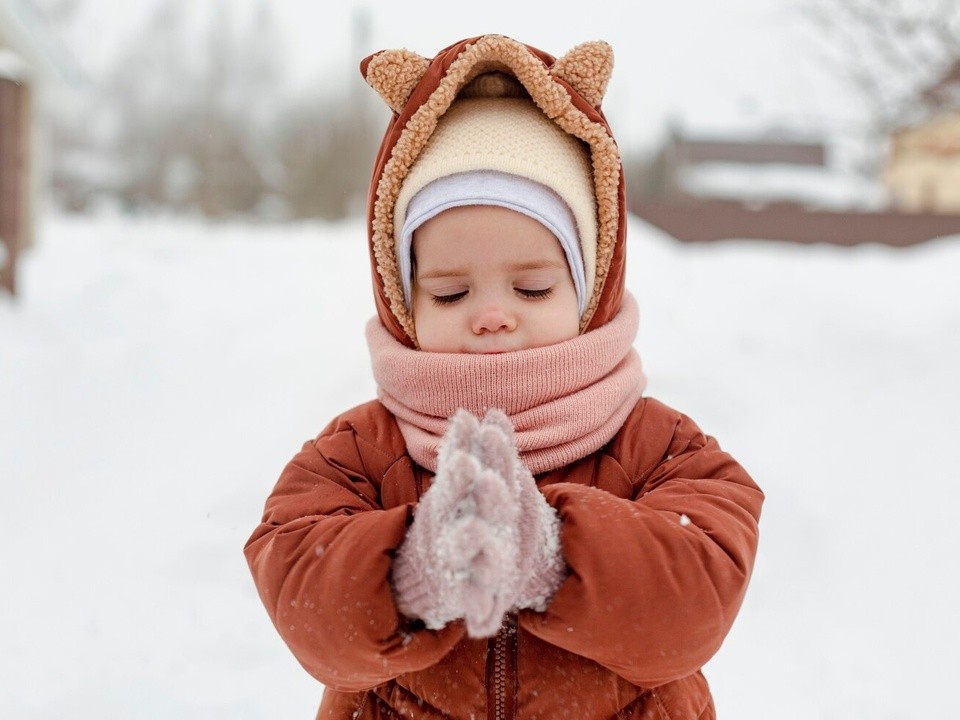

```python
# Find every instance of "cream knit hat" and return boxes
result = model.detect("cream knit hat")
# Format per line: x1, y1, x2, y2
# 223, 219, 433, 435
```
393, 96, 598, 306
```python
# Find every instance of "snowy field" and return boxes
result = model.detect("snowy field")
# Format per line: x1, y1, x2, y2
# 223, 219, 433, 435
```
1, 211, 958, 719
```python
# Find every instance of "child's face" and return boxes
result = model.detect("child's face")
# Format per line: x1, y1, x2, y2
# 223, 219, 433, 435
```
411, 204, 580, 353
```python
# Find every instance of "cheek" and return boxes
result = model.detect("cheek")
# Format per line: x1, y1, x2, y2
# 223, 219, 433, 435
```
411, 296, 450, 350
411, 283, 431, 319
410, 294, 431, 334
555, 313, 580, 341
546, 297, 581, 342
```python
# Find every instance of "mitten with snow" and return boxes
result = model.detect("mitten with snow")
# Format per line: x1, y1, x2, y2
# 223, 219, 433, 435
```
478, 410, 567, 612
392, 410, 521, 637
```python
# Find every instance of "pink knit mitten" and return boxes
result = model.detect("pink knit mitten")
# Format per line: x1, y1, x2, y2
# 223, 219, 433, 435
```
478, 410, 567, 612
392, 410, 520, 637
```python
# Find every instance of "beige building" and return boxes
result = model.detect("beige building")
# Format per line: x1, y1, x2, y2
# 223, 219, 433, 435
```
886, 111, 960, 214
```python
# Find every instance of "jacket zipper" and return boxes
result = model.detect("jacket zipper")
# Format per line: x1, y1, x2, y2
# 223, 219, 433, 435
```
488, 613, 517, 720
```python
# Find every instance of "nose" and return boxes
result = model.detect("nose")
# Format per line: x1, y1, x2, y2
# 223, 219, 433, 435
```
472, 303, 517, 335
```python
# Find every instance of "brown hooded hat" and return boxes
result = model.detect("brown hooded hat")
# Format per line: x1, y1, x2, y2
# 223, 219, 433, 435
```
361, 34, 627, 348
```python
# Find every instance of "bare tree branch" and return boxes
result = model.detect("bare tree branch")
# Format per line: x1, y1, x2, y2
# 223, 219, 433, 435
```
801, 0, 960, 132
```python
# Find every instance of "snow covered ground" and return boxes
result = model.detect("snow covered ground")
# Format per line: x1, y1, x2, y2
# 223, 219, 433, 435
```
1, 211, 958, 718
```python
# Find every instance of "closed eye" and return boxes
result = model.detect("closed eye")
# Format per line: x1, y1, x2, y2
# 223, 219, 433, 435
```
430, 291, 468, 306
517, 287, 554, 299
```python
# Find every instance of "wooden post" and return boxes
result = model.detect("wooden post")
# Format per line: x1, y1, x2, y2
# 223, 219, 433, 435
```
0, 75, 26, 296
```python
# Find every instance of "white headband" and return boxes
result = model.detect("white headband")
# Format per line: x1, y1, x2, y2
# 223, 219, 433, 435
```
399, 170, 586, 315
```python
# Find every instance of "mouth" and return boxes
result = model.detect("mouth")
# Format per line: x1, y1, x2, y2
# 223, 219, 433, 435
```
467, 342, 518, 354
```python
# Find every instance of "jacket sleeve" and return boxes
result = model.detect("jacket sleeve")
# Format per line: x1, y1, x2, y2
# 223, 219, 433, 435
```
243, 403, 466, 691
518, 397, 763, 688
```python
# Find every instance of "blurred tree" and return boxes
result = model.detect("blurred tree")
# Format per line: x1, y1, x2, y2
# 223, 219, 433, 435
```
108, 0, 282, 216
276, 94, 381, 220
37, 0, 382, 220
801, 0, 960, 168
274, 3, 383, 220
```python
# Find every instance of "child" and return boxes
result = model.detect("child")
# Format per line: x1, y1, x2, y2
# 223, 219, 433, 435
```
245, 35, 763, 719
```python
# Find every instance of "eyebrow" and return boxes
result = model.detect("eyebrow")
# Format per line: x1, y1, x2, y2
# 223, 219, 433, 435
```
417, 260, 568, 281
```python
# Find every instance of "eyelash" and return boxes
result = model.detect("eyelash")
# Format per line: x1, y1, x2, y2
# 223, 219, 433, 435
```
429, 287, 554, 306
518, 287, 553, 299
431, 292, 467, 306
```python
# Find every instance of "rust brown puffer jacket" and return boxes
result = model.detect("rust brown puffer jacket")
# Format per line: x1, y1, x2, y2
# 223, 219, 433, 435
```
245, 398, 762, 719
245, 35, 763, 719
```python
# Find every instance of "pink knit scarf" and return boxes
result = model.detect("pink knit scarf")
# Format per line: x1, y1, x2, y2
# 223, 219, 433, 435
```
366, 293, 647, 475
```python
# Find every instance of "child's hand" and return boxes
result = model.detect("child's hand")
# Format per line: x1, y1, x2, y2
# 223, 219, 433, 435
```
392, 410, 522, 637
392, 409, 568, 636
478, 410, 567, 612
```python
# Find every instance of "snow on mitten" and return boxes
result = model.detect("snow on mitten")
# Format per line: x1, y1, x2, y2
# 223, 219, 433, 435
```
478, 410, 567, 612
392, 410, 520, 637
391, 439, 478, 630
453, 461, 521, 637
513, 464, 566, 610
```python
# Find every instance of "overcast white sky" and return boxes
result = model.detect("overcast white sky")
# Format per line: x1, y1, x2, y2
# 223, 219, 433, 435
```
268, 0, 861, 147
47, 0, 857, 151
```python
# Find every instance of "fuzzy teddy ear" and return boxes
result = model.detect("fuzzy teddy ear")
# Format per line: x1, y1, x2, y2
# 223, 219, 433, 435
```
361, 48, 431, 114
550, 41, 614, 108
